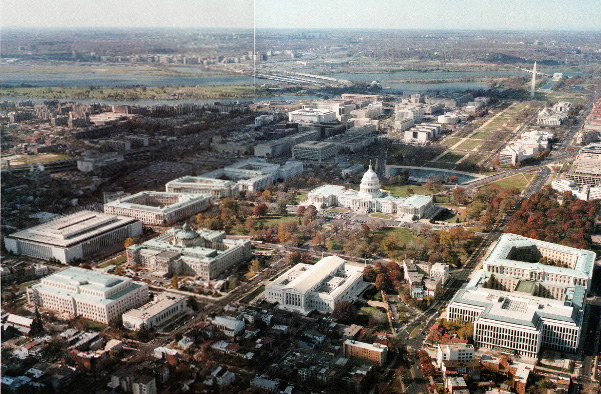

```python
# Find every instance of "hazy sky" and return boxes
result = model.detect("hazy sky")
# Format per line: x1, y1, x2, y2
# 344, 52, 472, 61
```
2, 0, 600, 30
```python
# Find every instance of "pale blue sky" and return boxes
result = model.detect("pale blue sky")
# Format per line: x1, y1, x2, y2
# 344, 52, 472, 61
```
2, 0, 600, 30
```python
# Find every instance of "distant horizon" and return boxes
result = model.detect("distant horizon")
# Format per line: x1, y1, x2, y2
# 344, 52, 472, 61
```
2, 0, 600, 31
2, 26, 600, 33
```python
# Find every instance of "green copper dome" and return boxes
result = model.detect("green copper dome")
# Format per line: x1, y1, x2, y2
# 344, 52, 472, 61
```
176, 222, 199, 240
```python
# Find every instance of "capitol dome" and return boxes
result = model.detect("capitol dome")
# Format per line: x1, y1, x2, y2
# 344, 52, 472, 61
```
359, 163, 381, 198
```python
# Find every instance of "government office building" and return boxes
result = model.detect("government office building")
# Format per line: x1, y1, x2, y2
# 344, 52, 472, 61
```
104, 191, 212, 226
126, 223, 251, 281
265, 256, 365, 314
446, 234, 594, 358
4, 210, 143, 264
27, 267, 149, 324
122, 293, 187, 330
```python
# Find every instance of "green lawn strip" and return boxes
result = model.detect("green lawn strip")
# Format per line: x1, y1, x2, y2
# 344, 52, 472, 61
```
410, 323, 425, 338
470, 131, 491, 139
240, 285, 265, 304
328, 207, 348, 213
370, 213, 392, 219
380, 184, 432, 197
18, 279, 41, 289
456, 139, 482, 151
438, 152, 467, 163
98, 255, 127, 268
439, 137, 461, 148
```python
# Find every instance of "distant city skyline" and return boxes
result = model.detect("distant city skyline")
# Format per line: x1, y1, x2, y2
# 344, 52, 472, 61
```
2, 0, 601, 31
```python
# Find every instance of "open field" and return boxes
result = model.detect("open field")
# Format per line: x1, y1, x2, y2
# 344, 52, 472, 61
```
377, 227, 417, 244
440, 137, 462, 148
489, 173, 535, 192
258, 215, 298, 227
456, 139, 482, 151
4, 153, 71, 165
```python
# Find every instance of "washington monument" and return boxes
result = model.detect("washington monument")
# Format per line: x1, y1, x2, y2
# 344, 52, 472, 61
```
530, 61, 537, 99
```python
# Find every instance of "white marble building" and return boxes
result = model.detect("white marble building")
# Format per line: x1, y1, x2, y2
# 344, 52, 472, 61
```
307, 164, 433, 219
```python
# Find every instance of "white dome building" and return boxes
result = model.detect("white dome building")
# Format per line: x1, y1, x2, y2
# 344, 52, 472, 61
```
306, 162, 434, 219
358, 163, 382, 198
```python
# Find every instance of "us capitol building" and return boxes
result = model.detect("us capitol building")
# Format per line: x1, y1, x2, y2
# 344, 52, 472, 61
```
306, 163, 434, 220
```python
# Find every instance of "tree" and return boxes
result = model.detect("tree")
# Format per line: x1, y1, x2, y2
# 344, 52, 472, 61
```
286, 251, 301, 266
261, 189, 273, 202
451, 187, 468, 205
29, 307, 44, 337
244, 216, 256, 234
457, 323, 474, 341
313, 232, 325, 247
124, 237, 136, 248
171, 275, 179, 289
421, 362, 436, 378
296, 205, 306, 217
250, 259, 262, 275
254, 203, 268, 217
278, 200, 288, 215
360, 224, 371, 239
304, 205, 318, 222
418, 349, 431, 364
375, 273, 390, 291
332, 301, 356, 324
381, 234, 398, 257
187, 296, 200, 312
363, 265, 376, 282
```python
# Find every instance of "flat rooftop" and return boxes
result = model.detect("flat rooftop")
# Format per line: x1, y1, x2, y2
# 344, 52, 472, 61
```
453, 271, 582, 328
104, 191, 212, 214
122, 293, 185, 320
32, 267, 145, 306
167, 176, 236, 186
485, 233, 595, 279
7, 210, 139, 248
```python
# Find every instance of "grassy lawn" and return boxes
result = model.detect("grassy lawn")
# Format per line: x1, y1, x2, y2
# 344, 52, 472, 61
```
456, 139, 482, 151
377, 227, 417, 244
328, 207, 348, 213
293, 191, 309, 204
8, 153, 71, 165
240, 285, 265, 304
439, 137, 461, 148
381, 184, 432, 197
438, 152, 466, 163
489, 173, 535, 192
433, 194, 450, 204
470, 131, 492, 139
18, 279, 41, 289
258, 214, 298, 227
370, 213, 392, 219
98, 254, 127, 268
